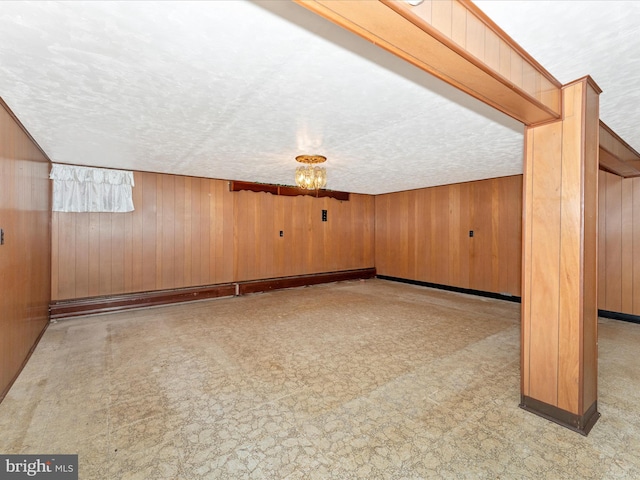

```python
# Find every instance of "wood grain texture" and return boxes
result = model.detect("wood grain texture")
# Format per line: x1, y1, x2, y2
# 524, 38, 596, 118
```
635, 178, 640, 315
527, 120, 562, 406
0, 99, 51, 401
604, 172, 623, 312
295, 0, 560, 125
582, 81, 600, 412
598, 171, 640, 316
52, 172, 374, 300
374, 175, 522, 296
522, 78, 600, 418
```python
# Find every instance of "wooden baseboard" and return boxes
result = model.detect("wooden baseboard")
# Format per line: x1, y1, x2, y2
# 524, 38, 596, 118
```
520, 395, 600, 436
50, 284, 236, 319
49, 268, 376, 320
238, 268, 376, 295
376, 275, 521, 303
598, 309, 640, 324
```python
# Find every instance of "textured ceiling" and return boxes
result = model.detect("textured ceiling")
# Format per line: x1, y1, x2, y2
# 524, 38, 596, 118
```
474, 0, 640, 158
0, 1, 637, 195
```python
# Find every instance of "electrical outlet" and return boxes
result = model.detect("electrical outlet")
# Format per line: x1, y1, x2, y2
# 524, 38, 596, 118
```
469, 230, 474, 238
0, 228, 4, 245
322, 210, 327, 222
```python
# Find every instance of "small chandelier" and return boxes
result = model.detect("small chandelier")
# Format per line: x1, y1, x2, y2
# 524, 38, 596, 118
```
295, 155, 327, 190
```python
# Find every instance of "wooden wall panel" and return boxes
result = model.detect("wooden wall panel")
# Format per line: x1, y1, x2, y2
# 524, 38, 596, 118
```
0, 100, 51, 400
233, 192, 375, 282
375, 175, 522, 296
53, 173, 236, 300
598, 171, 607, 308
621, 179, 634, 313
604, 172, 623, 312
52, 172, 375, 300
598, 171, 640, 316
635, 178, 640, 315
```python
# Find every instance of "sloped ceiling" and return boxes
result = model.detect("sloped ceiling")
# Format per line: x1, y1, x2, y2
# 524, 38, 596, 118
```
0, 1, 638, 194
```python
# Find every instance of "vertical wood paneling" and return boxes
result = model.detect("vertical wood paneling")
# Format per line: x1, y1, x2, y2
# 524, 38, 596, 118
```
111, 209, 125, 295
557, 82, 583, 412
448, 184, 461, 286
123, 199, 133, 294
470, 179, 493, 293
581, 83, 599, 412
432, 186, 450, 285
458, 182, 471, 289
374, 175, 522, 296
183, 177, 193, 285
98, 213, 113, 294
522, 78, 600, 423
88, 213, 100, 296
528, 122, 562, 405
131, 180, 144, 291
605, 172, 623, 312
198, 178, 210, 285
634, 178, 640, 315
621, 178, 634, 315
160, 175, 175, 290
0, 100, 51, 400
598, 172, 640, 316
174, 176, 186, 289
53, 171, 374, 299
505, 175, 523, 293
597, 171, 607, 308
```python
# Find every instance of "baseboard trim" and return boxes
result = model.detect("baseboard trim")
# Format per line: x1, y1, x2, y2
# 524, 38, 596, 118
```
238, 268, 376, 295
376, 275, 521, 303
50, 284, 237, 319
598, 309, 640, 324
49, 268, 376, 320
0, 319, 49, 404
520, 395, 600, 436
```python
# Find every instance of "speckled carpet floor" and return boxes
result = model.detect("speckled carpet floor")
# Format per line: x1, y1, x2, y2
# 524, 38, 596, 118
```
1, 279, 639, 479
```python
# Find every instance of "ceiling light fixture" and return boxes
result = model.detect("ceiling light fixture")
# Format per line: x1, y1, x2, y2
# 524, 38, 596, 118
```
295, 155, 327, 190
404, 0, 425, 5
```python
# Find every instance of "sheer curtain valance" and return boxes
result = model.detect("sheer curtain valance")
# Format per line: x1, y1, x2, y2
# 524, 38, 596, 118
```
50, 164, 135, 212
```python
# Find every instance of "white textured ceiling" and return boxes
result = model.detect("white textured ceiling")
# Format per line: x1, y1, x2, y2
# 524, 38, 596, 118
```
474, 0, 640, 158
0, 1, 637, 194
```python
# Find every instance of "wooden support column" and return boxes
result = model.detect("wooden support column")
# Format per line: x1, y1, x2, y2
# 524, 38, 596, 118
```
521, 76, 601, 435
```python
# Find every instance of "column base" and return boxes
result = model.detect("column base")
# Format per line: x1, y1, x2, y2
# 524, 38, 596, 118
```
520, 396, 600, 436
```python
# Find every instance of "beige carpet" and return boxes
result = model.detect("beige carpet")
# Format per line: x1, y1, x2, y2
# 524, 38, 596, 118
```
1, 279, 638, 479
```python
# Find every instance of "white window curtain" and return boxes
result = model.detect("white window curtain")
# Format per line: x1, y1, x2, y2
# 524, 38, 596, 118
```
50, 164, 135, 213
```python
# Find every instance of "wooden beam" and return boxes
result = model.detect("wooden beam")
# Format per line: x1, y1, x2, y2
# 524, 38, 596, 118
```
229, 180, 350, 201
600, 148, 640, 178
294, 0, 562, 125
599, 121, 640, 177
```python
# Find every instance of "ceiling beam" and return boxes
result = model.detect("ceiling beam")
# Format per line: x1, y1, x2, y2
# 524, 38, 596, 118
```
294, 0, 562, 125
599, 121, 640, 178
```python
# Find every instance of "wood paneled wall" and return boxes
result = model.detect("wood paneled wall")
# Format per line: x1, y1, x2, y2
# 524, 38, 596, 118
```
0, 100, 51, 400
52, 171, 375, 300
375, 175, 522, 296
598, 170, 640, 315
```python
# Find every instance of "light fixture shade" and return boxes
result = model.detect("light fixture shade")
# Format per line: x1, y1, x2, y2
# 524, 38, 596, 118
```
295, 165, 327, 190
295, 155, 327, 190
